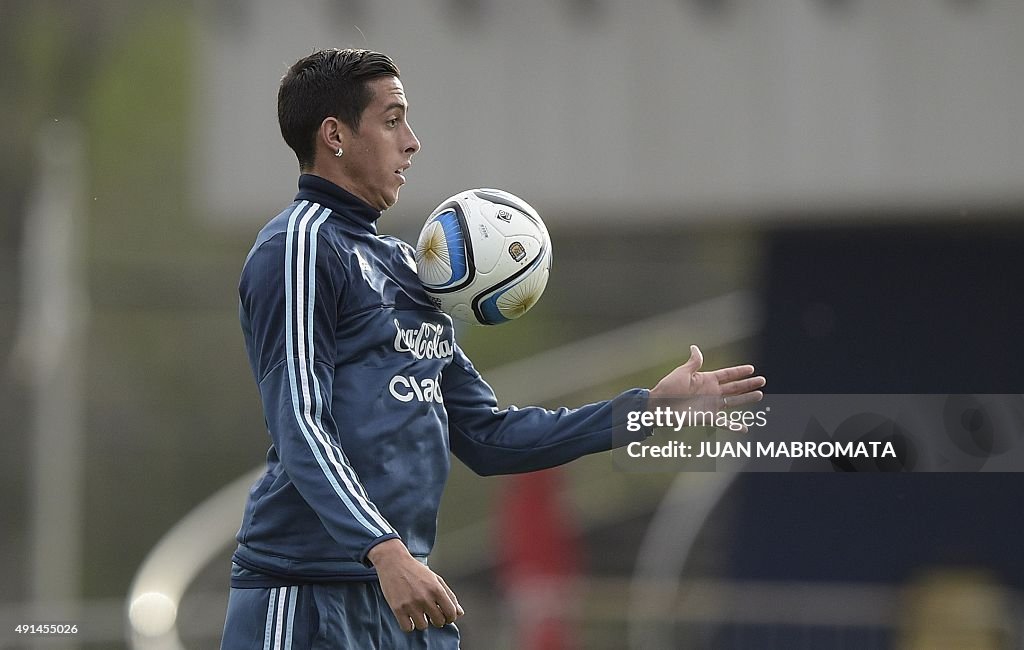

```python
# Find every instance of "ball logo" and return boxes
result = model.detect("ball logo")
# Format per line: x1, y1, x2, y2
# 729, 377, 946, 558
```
496, 208, 513, 222
508, 241, 527, 262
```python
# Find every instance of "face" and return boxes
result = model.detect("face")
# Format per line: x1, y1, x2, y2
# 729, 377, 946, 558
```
338, 76, 421, 210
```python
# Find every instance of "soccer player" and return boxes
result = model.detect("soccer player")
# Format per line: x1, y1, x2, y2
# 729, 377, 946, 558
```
220, 48, 765, 650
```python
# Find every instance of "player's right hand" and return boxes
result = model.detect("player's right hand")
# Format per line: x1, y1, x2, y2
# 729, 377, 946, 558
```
368, 538, 465, 632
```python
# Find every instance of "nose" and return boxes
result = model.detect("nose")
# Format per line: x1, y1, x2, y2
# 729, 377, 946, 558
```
405, 124, 421, 155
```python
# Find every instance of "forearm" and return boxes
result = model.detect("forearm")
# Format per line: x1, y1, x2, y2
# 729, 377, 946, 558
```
448, 388, 651, 475
262, 363, 398, 562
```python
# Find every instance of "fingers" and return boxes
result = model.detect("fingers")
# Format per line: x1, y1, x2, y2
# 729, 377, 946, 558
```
438, 575, 465, 618
423, 606, 445, 629
397, 605, 441, 632
709, 364, 756, 383
718, 375, 766, 419
428, 577, 459, 627
408, 610, 437, 631
390, 576, 463, 633
720, 375, 766, 398
722, 389, 763, 408
717, 386, 764, 432
425, 604, 445, 629
683, 344, 703, 374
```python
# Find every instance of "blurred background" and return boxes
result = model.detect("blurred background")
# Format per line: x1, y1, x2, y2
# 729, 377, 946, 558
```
2, 0, 1023, 648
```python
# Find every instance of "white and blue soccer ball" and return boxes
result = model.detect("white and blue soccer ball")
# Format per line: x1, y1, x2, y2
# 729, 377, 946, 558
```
415, 188, 552, 326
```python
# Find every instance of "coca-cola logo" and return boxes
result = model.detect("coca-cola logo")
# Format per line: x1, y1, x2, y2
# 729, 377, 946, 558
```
393, 320, 453, 360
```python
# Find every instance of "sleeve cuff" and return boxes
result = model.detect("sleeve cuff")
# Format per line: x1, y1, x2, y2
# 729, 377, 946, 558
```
360, 533, 402, 568
612, 388, 656, 446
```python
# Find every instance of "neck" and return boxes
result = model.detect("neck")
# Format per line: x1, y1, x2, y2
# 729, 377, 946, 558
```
307, 162, 381, 211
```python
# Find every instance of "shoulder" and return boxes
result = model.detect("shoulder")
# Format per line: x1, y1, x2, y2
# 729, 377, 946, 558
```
379, 233, 414, 251
242, 206, 352, 279
254, 201, 345, 245
376, 234, 419, 267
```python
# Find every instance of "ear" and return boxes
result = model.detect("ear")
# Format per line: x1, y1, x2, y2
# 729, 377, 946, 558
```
318, 117, 346, 156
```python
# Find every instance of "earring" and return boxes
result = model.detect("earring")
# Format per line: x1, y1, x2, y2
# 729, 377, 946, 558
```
335, 147, 343, 158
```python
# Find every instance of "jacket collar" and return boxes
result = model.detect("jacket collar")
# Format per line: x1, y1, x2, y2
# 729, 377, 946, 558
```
295, 174, 382, 233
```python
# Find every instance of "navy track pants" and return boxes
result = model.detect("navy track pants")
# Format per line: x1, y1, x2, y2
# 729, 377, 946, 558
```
220, 581, 460, 650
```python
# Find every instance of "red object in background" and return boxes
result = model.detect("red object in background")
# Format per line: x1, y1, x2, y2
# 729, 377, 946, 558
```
497, 468, 581, 650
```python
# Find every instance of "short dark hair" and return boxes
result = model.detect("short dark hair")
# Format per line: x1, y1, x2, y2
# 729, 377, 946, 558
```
278, 48, 400, 169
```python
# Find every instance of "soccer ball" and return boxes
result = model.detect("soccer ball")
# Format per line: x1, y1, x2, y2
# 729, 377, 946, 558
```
415, 188, 552, 326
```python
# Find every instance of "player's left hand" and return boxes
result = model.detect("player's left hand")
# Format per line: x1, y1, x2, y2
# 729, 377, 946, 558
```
649, 344, 765, 417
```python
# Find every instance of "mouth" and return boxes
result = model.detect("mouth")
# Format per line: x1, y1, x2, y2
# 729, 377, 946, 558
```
395, 162, 411, 183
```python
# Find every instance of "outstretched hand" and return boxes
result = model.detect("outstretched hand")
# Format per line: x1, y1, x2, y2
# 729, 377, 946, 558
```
650, 344, 765, 415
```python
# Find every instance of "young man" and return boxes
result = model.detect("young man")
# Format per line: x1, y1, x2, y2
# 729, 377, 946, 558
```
221, 48, 764, 649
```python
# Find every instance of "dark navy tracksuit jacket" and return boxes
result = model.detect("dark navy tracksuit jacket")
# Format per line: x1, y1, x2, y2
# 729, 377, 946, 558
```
232, 174, 648, 586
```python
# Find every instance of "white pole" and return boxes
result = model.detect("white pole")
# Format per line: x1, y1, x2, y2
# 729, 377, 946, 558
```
11, 120, 88, 649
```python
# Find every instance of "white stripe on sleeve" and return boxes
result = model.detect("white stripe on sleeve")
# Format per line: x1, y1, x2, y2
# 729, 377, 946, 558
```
282, 202, 393, 539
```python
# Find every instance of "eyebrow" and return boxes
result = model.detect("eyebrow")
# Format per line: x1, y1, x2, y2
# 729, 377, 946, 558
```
382, 101, 407, 114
